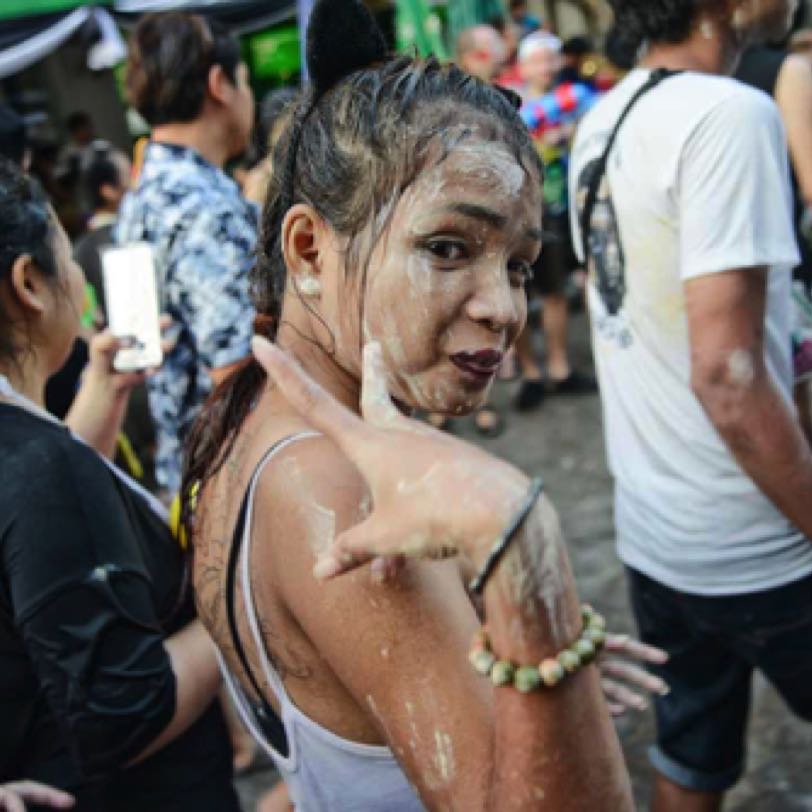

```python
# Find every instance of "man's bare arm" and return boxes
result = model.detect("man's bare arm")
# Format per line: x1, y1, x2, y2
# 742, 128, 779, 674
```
686, 267, 812, 539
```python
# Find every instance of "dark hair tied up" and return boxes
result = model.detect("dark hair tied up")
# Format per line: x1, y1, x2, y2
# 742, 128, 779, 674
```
306, 0, 388, 101
283, 0, 392, 256
282, 0, 389, 217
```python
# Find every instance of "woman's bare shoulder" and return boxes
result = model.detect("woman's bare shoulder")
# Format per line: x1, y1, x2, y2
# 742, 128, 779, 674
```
251, 431, 370, 570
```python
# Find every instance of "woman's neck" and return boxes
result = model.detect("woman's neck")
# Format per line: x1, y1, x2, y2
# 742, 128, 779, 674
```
275, 321, 362, 416
0, 355, 47, 407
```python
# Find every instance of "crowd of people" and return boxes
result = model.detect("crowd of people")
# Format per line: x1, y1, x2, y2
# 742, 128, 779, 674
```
1, 0, 812, 810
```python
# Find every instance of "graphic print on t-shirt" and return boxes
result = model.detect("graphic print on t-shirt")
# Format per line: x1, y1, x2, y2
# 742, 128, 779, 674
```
575, 156, 633, 348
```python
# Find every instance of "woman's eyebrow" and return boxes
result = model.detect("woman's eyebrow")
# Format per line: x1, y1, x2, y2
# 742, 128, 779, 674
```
439, 203, 543, 241
442, 202, 507, 229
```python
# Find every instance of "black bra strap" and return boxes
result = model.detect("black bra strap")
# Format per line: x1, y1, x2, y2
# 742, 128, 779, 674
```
225, 442, 290, 756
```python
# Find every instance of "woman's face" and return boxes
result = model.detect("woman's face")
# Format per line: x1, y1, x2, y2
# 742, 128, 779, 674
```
329, 140, 541, 416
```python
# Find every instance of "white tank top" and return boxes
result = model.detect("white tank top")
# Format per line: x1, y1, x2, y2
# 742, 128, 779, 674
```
218, 432, 424, 811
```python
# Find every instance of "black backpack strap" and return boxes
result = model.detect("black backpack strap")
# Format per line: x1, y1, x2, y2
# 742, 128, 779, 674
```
225, 442, 290, 756
580, 68, 681, 301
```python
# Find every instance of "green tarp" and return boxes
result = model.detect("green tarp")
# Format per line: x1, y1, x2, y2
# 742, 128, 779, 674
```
0, 0, 111, 21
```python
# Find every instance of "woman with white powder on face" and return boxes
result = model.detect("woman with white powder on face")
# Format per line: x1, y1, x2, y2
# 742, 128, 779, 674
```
183, 2, 666, 808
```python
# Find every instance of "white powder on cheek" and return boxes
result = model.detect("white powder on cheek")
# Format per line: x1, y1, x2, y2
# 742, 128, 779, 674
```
400, 367, 434, 406
381, 320, 408, 368
363, 301, 426, 411
404, 254, 435, 326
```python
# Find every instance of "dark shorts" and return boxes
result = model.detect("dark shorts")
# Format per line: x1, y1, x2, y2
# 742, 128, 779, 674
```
627, 567, 812, 793
532, 214, 578, 297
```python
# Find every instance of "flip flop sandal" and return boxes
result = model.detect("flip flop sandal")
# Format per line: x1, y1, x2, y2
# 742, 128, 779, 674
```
515, 379, 546, 412
548, 370, 598, 396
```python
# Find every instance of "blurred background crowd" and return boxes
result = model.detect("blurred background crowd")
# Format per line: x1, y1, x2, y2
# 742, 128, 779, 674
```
4, 0, 809, 473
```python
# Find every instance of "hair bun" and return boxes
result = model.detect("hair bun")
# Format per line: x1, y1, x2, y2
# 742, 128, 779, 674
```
306, 0, 387, 98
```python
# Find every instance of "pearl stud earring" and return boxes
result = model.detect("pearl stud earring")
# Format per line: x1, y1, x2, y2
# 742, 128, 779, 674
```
297, 276, 322, 296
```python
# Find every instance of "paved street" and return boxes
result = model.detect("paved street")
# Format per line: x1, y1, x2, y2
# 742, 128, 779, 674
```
237, 312, 812, 810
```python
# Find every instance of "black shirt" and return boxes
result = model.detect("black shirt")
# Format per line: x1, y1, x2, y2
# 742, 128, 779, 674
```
0, 405, 237, 811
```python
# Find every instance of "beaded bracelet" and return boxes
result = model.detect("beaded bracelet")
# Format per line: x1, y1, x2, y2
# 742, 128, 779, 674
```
468, 605, 608, 692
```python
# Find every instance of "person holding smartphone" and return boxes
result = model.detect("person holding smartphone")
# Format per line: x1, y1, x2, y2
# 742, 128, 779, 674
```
0, 158, 239, 810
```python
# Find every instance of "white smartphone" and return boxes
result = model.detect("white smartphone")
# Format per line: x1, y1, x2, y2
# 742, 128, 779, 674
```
101, 242, 163, 372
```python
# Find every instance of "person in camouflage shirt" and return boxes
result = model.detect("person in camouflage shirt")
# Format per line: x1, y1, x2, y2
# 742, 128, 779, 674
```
116, 12, 256, 494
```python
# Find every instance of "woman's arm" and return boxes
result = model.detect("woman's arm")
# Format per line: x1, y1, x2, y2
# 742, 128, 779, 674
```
64, 331, 144, 458
16, 545, 222, 776
251, 338, 634, 810
128, 619, 222, 764
265, 458, 630, 810
482, 502, 632, 810
14, 558, 222, 778
66, 319, 174, 459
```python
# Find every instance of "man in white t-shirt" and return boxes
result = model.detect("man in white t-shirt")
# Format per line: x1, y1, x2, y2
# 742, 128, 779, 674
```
570, 1, 812, 810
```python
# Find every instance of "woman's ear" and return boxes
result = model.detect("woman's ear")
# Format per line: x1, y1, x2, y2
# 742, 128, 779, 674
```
8, 254, 48, 316
282, 203, 325, 298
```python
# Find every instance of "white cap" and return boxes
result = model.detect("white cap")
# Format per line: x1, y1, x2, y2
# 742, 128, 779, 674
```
518, 32, 562, 62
